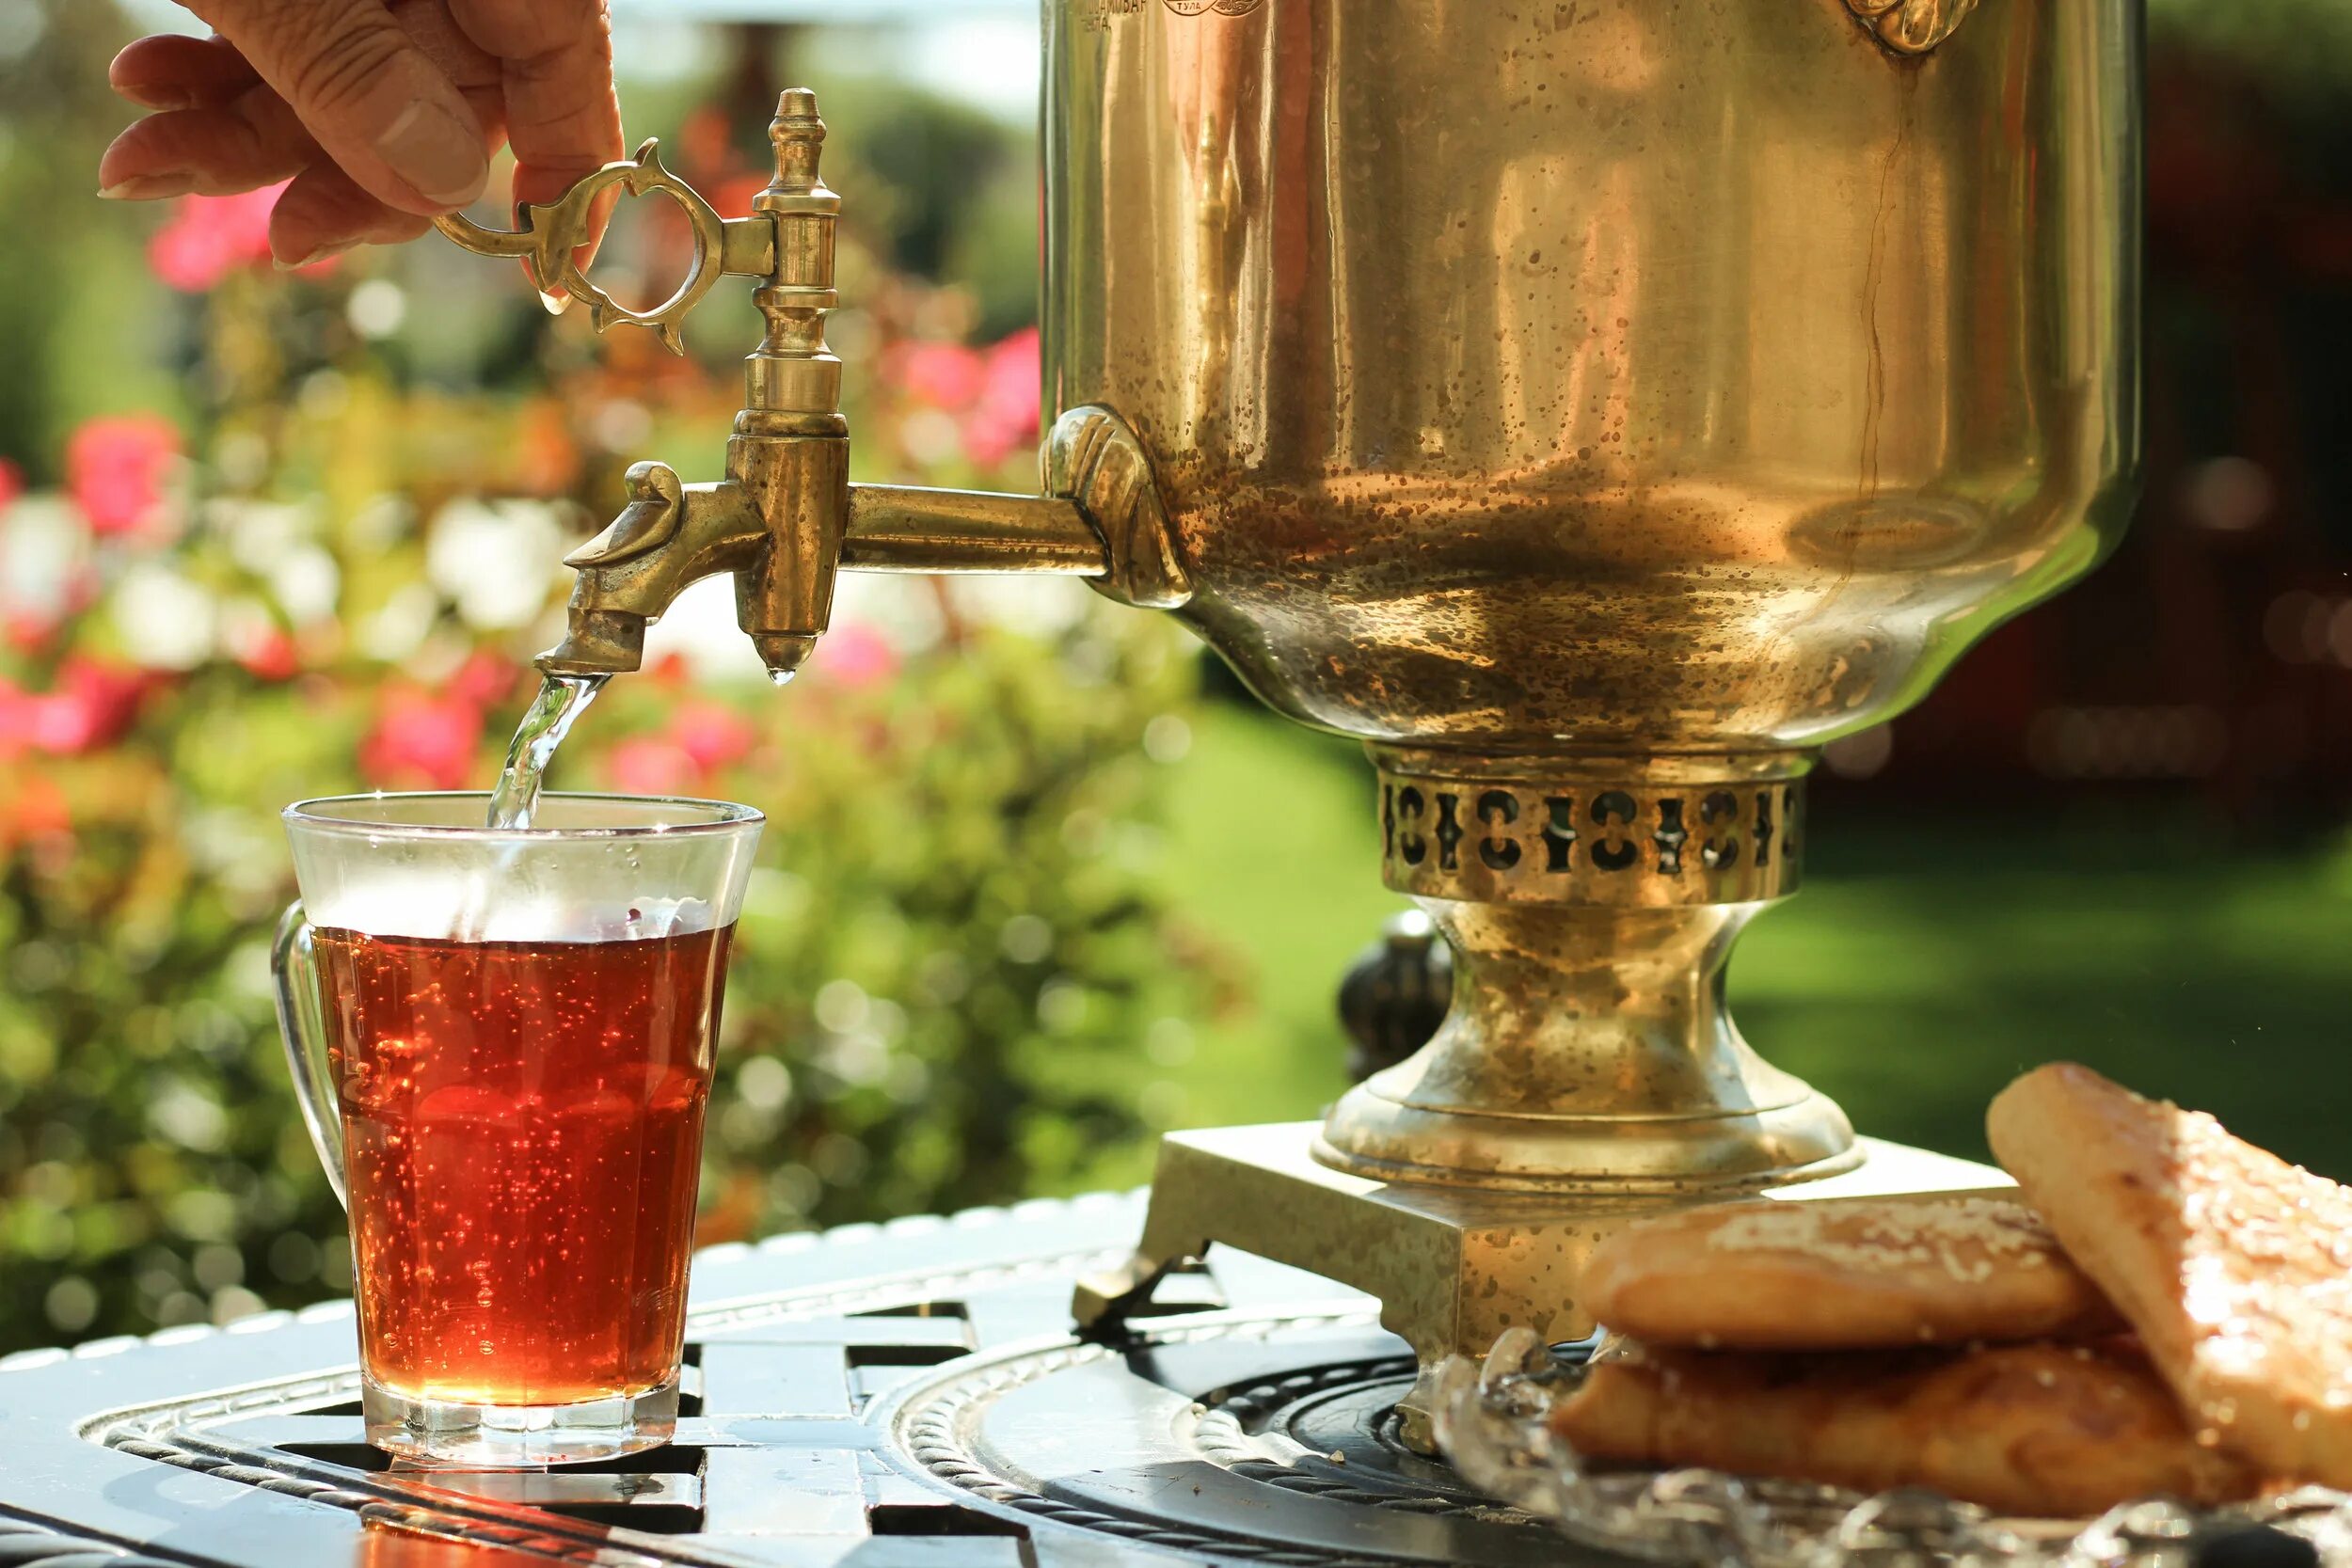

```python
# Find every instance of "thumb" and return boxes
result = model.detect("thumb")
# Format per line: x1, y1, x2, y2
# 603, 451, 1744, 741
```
186, 0, 489, 214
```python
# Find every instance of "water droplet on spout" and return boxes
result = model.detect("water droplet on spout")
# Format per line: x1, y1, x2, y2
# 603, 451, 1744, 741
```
751, 632, 816, 685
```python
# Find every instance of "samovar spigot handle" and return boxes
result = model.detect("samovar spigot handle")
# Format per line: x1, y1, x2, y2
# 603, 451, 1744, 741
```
433, 140, 777, 353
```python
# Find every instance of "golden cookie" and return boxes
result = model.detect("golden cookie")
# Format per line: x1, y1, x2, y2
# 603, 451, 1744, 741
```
1580, 1196, 2122, 1350
1989, 1062, 2352, 1491
1550, 1338, 2265, 1517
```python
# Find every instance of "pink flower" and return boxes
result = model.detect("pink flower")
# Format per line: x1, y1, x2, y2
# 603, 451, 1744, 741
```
961, 414, 1027, 471
0, 657, 151, 758
816, 621, 899, 690
605, 736, 698, 798
65, 413, 182, 538
358, 688, 484, 790
148, 184, 283, 293
670, 701, 757, 773
444, 651, 519, 711
60, 658, 151, 747
899, 341, 986, 409
231, 625, 300, 682
962, 327, 1042, 469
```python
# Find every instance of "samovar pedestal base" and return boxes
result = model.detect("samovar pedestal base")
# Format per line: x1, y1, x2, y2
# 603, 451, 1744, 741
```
1073, 1121, 2012, 1450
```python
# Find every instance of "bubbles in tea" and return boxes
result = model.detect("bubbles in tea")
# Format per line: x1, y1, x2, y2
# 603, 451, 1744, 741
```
316, 923, 730, 1406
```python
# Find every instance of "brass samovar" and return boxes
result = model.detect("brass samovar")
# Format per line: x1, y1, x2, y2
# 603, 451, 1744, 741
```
437, 0, 2140, 1442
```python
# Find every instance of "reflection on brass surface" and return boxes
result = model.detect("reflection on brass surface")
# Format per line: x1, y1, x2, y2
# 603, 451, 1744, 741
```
1845, 0, 1983, 55
435, 0, 2138, 1424
1047, 407, 1196, 610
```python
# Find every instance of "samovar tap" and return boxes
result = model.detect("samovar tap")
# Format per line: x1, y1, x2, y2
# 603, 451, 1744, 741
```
437, 87, 1185, 686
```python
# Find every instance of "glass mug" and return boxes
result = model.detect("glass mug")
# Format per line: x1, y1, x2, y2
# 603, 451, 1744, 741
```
274, 793, 761, 1465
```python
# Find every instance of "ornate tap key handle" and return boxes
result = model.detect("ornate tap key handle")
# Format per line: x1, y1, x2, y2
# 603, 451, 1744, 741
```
433, 137, 779, 354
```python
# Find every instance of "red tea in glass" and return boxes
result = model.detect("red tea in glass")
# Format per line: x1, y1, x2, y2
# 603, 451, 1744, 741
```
276, 792, 762, 1465
318, 926, 731, 1407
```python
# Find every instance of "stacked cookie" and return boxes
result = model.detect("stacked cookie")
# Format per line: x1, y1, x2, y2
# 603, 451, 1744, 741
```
1549, 1063, 2352, 1517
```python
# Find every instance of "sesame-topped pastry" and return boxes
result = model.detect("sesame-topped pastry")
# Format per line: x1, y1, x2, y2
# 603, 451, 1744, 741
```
1989, 1062, 2352, 1490
1550, 1338, 2267, 1518
1580, 1196, 2123, 1350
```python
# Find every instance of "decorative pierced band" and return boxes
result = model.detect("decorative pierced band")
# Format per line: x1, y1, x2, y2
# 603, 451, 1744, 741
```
1373, 756, 1804, 907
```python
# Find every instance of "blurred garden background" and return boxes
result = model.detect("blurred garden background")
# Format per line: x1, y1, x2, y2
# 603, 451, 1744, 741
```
2, 0, 2350, 1353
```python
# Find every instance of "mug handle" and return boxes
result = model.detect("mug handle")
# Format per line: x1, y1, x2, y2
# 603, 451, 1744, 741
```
272, 902, 347, 1208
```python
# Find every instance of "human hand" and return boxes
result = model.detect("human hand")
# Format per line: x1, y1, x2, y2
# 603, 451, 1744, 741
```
99, 0, 623, 270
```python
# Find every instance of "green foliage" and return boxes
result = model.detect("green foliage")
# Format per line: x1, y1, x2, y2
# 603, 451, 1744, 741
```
0, 2, 183, 476
648, 620, 1203, 1230
2150, 0, 2352, 100
819, 77, 1037, 336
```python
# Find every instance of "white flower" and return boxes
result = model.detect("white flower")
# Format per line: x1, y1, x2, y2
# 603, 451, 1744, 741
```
209, 498, 340, 624
638, 574, 772, 683
0, 495, 91, 626
215, 497, 306, 566
357, 581, 439, 662
426, 499, 571, 630
271, 546, 341, 625
110, 561, 217, 670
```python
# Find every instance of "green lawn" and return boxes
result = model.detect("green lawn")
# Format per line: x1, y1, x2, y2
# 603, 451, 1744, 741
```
1069, 705, 1384, 1188
1100, 704, 2352, 1188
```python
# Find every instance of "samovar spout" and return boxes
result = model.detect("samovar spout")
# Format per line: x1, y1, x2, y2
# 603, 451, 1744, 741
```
533, 467, 764, 676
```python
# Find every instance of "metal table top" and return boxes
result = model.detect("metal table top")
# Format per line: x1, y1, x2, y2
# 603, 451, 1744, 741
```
0, 1194, 1581, 1568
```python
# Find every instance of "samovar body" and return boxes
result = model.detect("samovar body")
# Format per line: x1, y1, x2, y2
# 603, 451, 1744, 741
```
1045, 0, 2139, 755
1039, 0, 2139, 1196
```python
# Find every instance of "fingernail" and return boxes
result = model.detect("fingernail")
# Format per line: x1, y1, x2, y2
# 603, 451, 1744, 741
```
374, 99, 488, 208
98, 172, 197, 200
123, 87, 196, 111
275, 240, 356, 272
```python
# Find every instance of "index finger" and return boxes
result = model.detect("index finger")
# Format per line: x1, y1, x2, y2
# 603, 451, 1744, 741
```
109, 33, 261, 111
